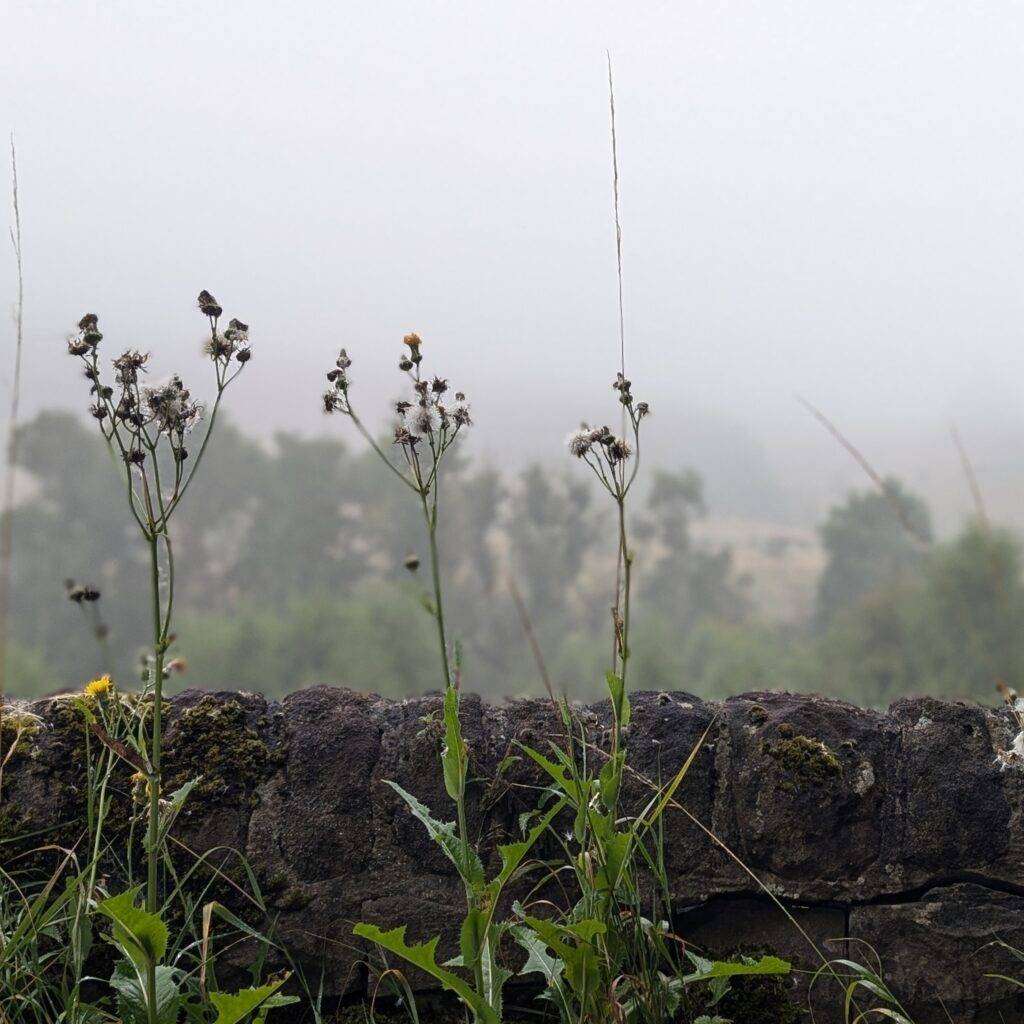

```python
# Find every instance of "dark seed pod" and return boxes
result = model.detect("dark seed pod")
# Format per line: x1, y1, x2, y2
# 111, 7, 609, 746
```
197, 290, 223, 318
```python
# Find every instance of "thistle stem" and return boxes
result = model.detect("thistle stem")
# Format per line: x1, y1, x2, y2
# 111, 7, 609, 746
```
420, 491, 451, 691
146, 531, 165, 916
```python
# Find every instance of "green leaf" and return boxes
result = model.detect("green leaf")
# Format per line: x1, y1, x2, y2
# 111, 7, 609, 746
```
460, 907, 486, 970
521, 916, 606, 1003
594, 830, 631, 893
512, 925, 565, 986
489, 797, 566, 896
441, 686, 467, 802
384, 781, 484, 887
605, 671, 631, 728
353, 923, 499, 1024
684, 953, 790, 983
96, 889, 168, 971
208, 978, 291, 1024
110, 959, 180, 1024
517, 744, 590, 823
599, 752, 624, 809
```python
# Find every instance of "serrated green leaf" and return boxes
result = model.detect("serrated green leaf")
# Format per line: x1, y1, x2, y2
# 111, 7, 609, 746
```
512, 925, 565, 986
205, 974, 290, 1024
684, 953, 790, 983
460, 907, 486, 971
521, 916, 605, 1002
208, 978, 292, 1024
96, 889, 168, 971
599, 751, 623, 809
489, 797, 566, 896
594, 830, 631, 893
384, 781, 484, 887
353, 923, 499, 1024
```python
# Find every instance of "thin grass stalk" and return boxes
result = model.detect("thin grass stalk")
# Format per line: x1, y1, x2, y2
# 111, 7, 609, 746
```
0, 136, 24, 720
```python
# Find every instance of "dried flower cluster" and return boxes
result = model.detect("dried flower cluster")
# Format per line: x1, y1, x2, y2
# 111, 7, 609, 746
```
322, 333, 471, 494
567, 372, 649, 499
321, 332, 470, 690
67, 292, 251, 514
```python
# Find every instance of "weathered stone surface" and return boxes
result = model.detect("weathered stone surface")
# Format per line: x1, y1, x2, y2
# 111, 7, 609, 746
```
888, 698, 1014, 891
4, 686, 1024, 1021
246, 686, 382, 990
849, 884, 1024, 1024
711, 692, 898, 902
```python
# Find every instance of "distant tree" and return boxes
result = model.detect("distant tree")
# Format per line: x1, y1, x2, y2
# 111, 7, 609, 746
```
915, 522, 1024, 698
635, 469, 747, 629
815, 478, 932, 628
505, 464, 601, 625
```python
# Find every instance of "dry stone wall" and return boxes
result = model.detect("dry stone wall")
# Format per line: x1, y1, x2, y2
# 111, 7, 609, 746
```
4, 686, 1024, 1023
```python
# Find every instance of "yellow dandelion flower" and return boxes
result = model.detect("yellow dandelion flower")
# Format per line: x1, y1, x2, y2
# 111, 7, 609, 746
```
84, 674, 113, 697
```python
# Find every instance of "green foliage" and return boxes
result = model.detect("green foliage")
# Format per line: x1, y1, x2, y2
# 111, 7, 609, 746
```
353, 925, 499, 1024
815, 478, 932, 628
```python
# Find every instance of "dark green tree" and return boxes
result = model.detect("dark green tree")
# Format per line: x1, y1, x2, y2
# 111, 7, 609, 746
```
815, 478, 932, 628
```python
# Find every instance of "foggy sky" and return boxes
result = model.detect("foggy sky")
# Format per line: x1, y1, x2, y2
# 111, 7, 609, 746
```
4, 0, 1024, 530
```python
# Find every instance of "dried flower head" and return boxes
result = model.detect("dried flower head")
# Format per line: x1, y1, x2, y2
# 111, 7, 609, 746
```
394, 425, 420, 448
144, 375, 202, 436
607, 437, 632, 463
568, 429, 594, 458
197, 290, 223, 318
409, 405, 440, 437
113, 350, 149, 387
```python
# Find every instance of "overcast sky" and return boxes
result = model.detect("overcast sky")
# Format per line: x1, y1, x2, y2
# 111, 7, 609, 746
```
4, 1, 1024, 528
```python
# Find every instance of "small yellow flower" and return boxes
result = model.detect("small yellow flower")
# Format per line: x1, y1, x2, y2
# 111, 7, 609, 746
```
84, 674, 113, 697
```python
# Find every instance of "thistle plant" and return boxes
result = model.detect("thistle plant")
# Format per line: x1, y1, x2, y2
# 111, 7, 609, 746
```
322, 333, 470, 690
566, 374, 649, 766
326, 337, 558, 1022
67, 291, 250, 1024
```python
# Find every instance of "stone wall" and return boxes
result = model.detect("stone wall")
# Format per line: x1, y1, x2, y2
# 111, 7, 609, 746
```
4, 686, 1024, 1023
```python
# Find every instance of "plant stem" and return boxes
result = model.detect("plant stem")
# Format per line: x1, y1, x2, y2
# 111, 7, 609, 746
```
616, 495, 631, 691
0, 136, 24, 716
611, 495, 632, 765
420, 491, 451, 691
146, 530, 165, 1024
146, 532, 165, 915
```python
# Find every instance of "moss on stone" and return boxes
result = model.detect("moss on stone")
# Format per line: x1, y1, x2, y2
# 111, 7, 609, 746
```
762, 732, 843, 793
276, 885, 312, 911
748, 703, 769, 726
164, 696, 273, 807
715, 967, 803, 1024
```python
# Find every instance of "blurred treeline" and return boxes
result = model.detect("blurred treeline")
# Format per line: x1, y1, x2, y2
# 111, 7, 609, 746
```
6, 411, 1023, 706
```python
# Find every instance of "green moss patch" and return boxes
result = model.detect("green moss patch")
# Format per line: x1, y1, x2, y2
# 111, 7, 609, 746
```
164, 696, 274, 807
761, 732, 843, 793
